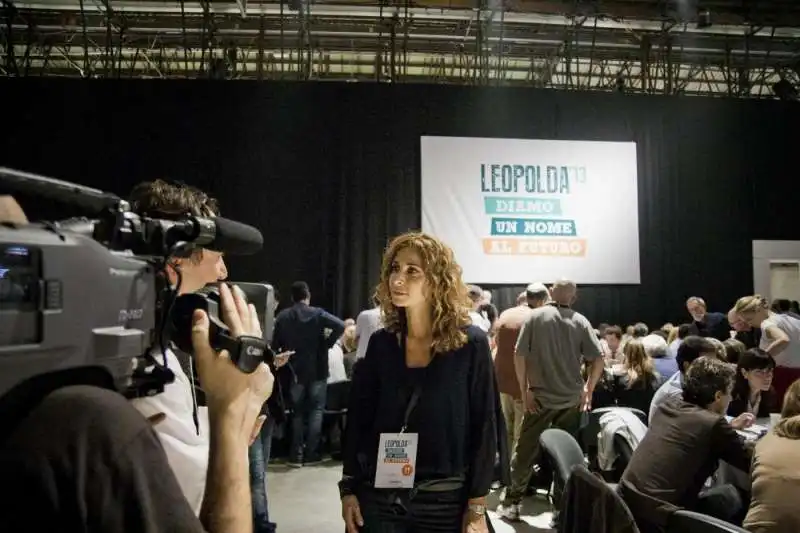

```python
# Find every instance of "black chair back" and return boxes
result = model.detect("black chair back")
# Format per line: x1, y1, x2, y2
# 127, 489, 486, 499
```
559, 465, 640, 533
323, 380, 352, 458
539, 428, 585, 510
325, 380, 351, 412
666, 510, 749, 533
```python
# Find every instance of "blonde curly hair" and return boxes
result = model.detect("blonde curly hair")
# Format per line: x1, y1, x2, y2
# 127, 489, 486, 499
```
375, 232, 472, 354
734, 294, 769, 315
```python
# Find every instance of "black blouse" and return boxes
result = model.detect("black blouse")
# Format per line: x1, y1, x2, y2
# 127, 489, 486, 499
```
727, 390, 774, 419
341, 326, 497, 498
616, 376, 659, 415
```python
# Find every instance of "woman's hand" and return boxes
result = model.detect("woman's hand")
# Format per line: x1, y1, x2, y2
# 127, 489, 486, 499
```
462, 510, 489, 533
342, 495, 364, 533
730, 412, 756, 430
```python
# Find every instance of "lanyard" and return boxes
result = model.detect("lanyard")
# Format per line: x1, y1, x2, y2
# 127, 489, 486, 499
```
399, 332, 428, 434
401, 387, 422, 434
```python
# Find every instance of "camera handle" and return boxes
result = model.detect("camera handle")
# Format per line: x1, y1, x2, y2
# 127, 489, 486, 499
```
214, 333, 272, 374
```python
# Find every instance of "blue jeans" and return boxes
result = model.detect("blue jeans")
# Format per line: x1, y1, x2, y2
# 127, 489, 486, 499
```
290, 379, 327, 462
249, 417, 276, 533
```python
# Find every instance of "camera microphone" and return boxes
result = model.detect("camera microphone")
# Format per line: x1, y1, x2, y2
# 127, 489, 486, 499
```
58, 213, 264, 258
164, 216, 264, 256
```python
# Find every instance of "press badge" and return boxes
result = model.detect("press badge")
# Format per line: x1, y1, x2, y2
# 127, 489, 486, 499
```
374, 432, 419, 489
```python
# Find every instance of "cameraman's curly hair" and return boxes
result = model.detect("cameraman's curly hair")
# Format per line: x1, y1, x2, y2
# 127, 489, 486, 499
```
375, 232, 472, 354
129, 179, 219, 219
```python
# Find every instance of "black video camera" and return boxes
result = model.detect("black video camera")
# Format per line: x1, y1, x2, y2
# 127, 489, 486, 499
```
170, 284, 275, 373
0, 167, 266, 432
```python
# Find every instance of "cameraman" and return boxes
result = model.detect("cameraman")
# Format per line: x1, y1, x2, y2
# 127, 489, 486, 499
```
127, 180, 260, 514
0, 195, 272, 530
0, 282, 274, 532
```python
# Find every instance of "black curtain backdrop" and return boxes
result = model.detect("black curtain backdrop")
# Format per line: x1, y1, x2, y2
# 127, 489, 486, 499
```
2, 79, 799, 328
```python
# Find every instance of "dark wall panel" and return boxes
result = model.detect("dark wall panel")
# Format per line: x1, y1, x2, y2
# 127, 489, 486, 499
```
1, 79, 798, 328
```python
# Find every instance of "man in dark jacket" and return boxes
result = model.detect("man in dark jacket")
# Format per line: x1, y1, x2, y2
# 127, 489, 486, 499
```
620, 356, 753, 531
686, 296, 731, 341
273, 281, 345, 466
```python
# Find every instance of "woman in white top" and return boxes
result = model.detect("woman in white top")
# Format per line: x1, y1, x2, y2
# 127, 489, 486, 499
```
735, 295, 800, 408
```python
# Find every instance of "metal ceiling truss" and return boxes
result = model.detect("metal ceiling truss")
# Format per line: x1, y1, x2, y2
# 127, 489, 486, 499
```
2, 0, 800, 98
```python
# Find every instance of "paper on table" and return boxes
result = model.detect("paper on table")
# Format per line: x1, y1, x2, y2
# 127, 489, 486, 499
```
739, 424, 768, 436
725, 416, 768, 440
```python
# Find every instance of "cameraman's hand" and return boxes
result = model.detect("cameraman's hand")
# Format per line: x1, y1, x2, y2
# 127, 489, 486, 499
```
226, 284, 263, 339
0, 195, 28, 224
192, 284, 273, 438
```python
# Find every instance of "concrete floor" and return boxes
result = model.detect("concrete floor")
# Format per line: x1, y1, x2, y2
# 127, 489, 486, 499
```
267, 459, 555, 533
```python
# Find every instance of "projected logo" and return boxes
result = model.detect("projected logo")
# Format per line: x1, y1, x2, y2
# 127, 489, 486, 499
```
480, 164, 587, 257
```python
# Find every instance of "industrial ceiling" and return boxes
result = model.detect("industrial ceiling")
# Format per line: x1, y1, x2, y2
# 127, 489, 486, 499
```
2, 0, 800, 98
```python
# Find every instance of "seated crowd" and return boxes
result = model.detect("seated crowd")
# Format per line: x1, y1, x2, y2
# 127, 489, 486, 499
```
487, 292, 800, 533
198, 281, 800, 533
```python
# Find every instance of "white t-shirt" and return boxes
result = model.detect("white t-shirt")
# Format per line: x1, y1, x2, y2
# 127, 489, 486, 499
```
649, 371, 683, 423
760, 313, 800, 368
130, 349, 209, 515
469, 310, 491, 332
328, 343, 348, 383
355, 307, 382, 360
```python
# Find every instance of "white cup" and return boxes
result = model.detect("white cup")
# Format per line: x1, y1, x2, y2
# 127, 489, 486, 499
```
770, 413, 782, 428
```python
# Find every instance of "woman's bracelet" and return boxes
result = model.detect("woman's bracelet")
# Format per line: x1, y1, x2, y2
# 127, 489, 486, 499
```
338, 476, 357, 498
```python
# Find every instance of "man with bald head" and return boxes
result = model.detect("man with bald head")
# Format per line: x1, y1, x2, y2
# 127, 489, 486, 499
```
492, 283, 550, 455
497, 279, 604, 521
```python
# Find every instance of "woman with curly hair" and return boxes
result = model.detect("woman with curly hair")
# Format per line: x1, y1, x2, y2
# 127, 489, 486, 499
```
339, 232, 496, 533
